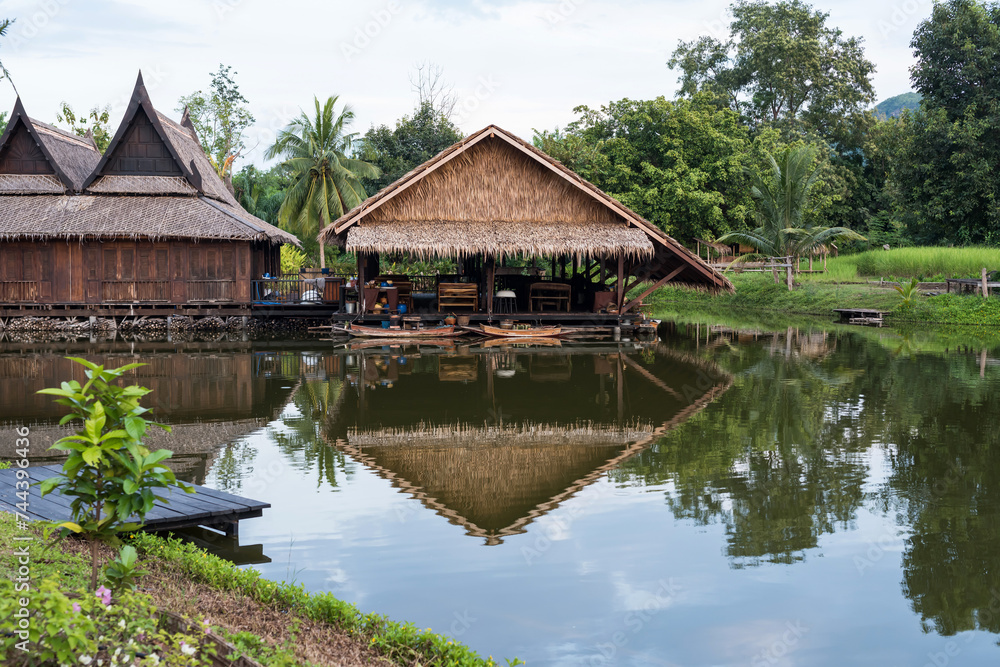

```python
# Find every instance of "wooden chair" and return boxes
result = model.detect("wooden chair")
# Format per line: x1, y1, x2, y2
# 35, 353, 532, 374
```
438, 283, 479, 311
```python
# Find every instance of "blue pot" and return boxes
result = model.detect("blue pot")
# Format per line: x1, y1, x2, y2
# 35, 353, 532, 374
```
398, 304, 407, 314
381, 321, 391, 329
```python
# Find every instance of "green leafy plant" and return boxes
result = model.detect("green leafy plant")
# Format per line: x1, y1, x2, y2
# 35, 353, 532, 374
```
0, 577, 216, 666
280, 245, 309, 275
38, 357, 194, 589
104, 544, 147, 594
894, 277, 920, 307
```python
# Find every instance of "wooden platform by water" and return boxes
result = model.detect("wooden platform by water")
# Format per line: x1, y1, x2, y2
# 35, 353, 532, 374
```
0, 465, 269, 537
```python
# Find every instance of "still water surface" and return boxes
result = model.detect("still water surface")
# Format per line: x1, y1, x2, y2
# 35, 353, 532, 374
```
5, 324, 1000, 666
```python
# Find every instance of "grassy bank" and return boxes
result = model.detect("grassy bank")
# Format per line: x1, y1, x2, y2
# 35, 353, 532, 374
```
647, 273, 1000, 326
793, 246, 1000, 283
0, 513, 515, 666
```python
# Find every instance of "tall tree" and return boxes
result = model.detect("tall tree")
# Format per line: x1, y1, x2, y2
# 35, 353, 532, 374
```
890, 0, 1000, 244
357, 101, 462, 194
56, 103, 113, 152
178, 64, 255, 184
669, 0, 876, 150
265, 96, 379, 268
546, 95, 755, 241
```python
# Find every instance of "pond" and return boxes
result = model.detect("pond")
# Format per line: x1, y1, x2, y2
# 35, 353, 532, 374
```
5, 323, 1000, 666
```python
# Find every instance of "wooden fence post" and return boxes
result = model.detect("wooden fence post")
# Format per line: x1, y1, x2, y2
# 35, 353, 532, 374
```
983, 267, 989, 299
786, 263, 793, 291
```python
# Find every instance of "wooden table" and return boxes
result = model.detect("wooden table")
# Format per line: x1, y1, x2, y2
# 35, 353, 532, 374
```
363, 285, 398, 313
530, 282, 571, 312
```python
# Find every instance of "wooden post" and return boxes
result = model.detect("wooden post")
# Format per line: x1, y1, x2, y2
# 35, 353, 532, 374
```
983, 267, 989, 299
616, 255, 625, 307
356, 252, 366, 312
786, 264, 793, 291
982, 348, 988, 378
486, 256, 495, 317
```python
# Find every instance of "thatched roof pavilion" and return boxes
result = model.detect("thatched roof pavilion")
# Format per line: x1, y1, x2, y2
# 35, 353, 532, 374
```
322, 124, 732, 313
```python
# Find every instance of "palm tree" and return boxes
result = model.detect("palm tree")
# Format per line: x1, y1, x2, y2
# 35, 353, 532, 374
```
719, 146, 864, 283
265, 96, 380, 268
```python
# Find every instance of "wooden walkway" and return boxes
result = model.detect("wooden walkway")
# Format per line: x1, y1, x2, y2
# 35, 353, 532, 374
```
833, 308, 887, 327
0, 465, 269, 536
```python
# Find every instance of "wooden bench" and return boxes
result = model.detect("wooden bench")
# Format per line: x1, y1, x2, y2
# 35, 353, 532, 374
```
530, 282, 571, 312
438, 283, 478, 311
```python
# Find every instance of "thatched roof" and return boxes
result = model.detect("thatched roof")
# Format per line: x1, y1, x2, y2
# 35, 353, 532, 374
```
0, 98, 101, 193
0, 194, 297, 242
0, 75, 297, 245
332, 422, 653, 544
323, 125, 732, 290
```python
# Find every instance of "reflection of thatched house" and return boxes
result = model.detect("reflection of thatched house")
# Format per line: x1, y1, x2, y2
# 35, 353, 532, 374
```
327, 348, 732, 543
322, 125, 731, 316
0, 73, 295, 310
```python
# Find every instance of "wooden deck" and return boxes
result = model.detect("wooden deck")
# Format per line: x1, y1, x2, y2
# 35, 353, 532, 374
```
833, 308, 886, 327
0, 465, 269, 537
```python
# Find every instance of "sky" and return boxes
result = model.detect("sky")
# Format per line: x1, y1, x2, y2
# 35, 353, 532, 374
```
0, 0, 932, 166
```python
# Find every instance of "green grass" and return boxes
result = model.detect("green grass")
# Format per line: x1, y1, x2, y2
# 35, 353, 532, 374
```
646, 272, 1000, 327
130, 532, 520, 667
0, 512, 91, 590
851, 247, 999, 280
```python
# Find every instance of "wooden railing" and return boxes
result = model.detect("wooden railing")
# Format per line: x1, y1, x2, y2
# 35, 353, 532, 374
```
188, 280, 234, 302
0, 281, 38, 302
101, 280, 171, 303
252, 276, 344, 306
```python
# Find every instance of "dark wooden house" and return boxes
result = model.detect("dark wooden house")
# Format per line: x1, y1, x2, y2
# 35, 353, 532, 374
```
0, 73, 296, 313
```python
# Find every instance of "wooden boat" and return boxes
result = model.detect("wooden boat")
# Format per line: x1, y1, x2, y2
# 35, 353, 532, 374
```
482, 337, 562, 348
347, 323, 465, 339
479, 324, 562, 338
347, 338, 457, 350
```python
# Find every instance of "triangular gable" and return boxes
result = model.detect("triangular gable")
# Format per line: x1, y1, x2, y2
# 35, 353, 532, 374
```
0, 99, 72, 189
82, 72, 198, 191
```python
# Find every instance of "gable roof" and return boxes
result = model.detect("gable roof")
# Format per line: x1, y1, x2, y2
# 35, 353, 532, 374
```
322, 125, 732, 291
0, 98, 101, 192
82, 72, 237, 205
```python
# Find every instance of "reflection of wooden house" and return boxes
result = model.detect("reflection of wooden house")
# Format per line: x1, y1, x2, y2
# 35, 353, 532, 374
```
0, 74, 296, 312
528, 354, 573, 382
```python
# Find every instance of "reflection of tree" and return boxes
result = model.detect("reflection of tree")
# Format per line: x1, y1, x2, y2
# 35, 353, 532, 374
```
615, 337, 869, 566
270, 379, 353, 489
211, 440, 258, 493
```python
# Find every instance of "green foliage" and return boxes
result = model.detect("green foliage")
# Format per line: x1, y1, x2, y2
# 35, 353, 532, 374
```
556, 94, 753, 241
889, 0, 1000, 245
280, 245, 308, 274
266, 96, 380, 269
875, 92, 922, 119
178, 64, 255, 179
0, 459, 9, 469
668, 0, 876, 149
233, 164, 287, 225
37, 357, 193, 589
853, 247, 1000, 278
894, 277, 921, 307
131, 532, 521, 666
358, 101, 463, 194
0, 578, 216, 666
0, 110, 7, 136
104, 544, 147, 594
718, 146, 865, 263
56, 102, 113, 151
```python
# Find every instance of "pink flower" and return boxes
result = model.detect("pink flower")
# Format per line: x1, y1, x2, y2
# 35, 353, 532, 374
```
95, 586, 112, 606
72, 602, 81, 613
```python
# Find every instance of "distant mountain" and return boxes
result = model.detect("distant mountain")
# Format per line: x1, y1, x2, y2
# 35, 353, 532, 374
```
875, 93, 922, 118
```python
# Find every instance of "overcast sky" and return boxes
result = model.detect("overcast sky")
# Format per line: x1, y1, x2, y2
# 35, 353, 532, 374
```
0, 0, 930, 166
